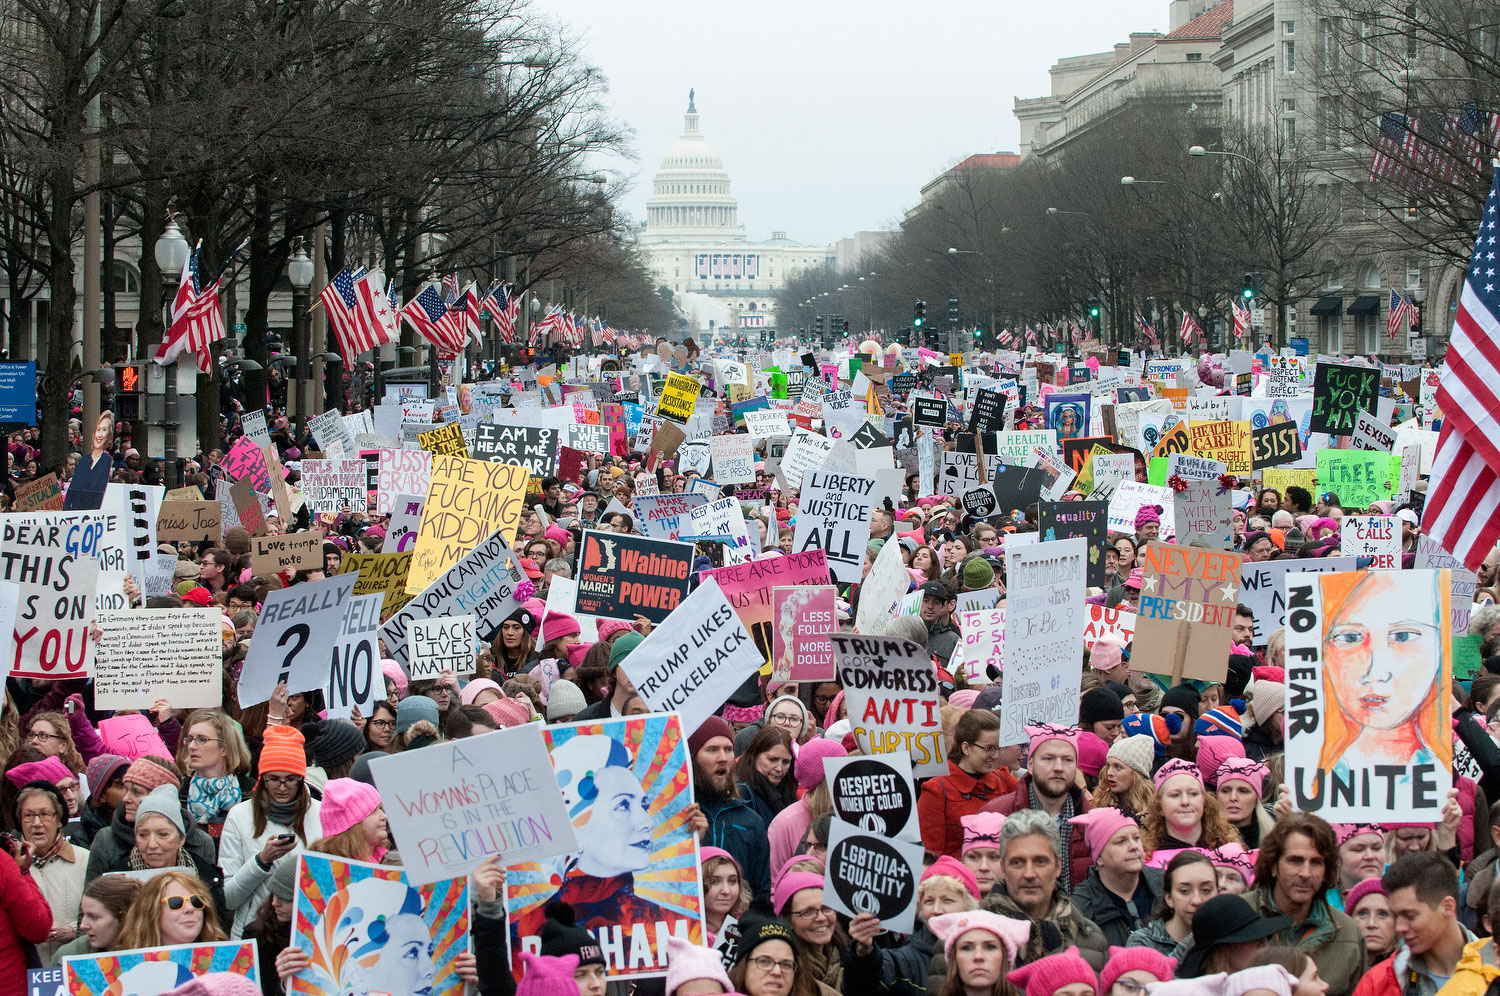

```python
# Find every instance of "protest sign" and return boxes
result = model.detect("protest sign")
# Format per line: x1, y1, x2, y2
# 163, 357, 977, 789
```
243, 409, 272, 447
1187, 420, 1251, 473
684, 496, 752, 564
1316, 449, 1399, 509
633, 493, 709, 542
371, 725, 578, 886
418, 421, 468, 457
969, 388, 1006, 433
13, 474, 62, 513
0, 514, 102, 680
772, 585, 837, 681
261, 443, 293, 523
1107, 481, 1177, 539
1175, 479, 1232, 548
293, 852, 468, 996
743, 408, 791, 438
960, 607, 1005, 686
1236, 557, 1358, 645
825, 752, 919, 841
1037, 501, 1108, 586
656, 373, 701, 423
1415, 535, 1479, 635
307, 408, 355, 459
222, 435, 271, 491
1083, 604, 1136, 651
710, 435, 755, 484
1351, 409, 1398, 452
1266, 356, 1303, 398
1134, 542, 1243, 681
27, 967, 60, 996
472, 424, 559, 479
575, 532, 694, 624
251, 532, 321, 576
793, 471, 876, 583
407, 614, 476, 679
155, 500, 221, 545
566, 422, 611, 455
1151, 421, 1192, 459
339, 550, 414, 620
1166, 454, 1227, 482
64, 940, 259, 996
505, 713, 704, 979
386, 493, 425, 553
853, 539, 911, 639
701, 550, 832, 659
408, 455, 529, 594
1341, 514, 1400, 568
1284, 570, 1452, 821
832, 633, 946, 777
229, 479, 266, 536
376, 448, 431, 515
239, 573, 357, 705
298, 459, 367, 514
999, 539, 1087, 744
325, 594, 380, 719
1312, 362, 1379, 435
1251, 421, 1302, 469
779, 429, 834, 489
912, 396, 947, 427
620, 578, 760, 732
822, 818, 924, 934
93, 607, 220, 710
1091, 451, 1135, 486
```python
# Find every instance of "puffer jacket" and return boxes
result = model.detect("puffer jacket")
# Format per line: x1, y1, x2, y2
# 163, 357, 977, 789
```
1355, 926, 1478, 996
981, 885, 1108, 972
1437, 937, 1499, 996
1070, 865, 1164, 947
83, 800, 227, 929
978, 775, 1094, 889
1245, 887, 1368, 996
700, 790, 770, 904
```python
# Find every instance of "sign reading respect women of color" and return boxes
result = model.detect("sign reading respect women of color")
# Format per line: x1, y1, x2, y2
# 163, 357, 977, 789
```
1284, 569, 1452, 822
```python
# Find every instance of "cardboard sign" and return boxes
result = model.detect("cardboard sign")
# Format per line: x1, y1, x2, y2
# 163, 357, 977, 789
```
0, 514, 101, 680
307, 408, 355, 459
251, 532, 321, 576
339, 550, 414, 621
325, 594, 380, 719
1315, 450, 1399, 509
793, 471, 877, 584
823, 818, 924, 934
230, 479, 266, 536
1133, 542, 1243, 682
1312, 362, 1379, 435
407, 614, 476, 679
656, 373, 701, 423
238, 573, 357, 705
408, 455, 529, 594
298, 459, 367, 514
831, 633, 946, 777
1252, 421, 1302, 469
1237, 557, 1358, 645
155, 500, 221, 544
772, 585, 837, 681
575, 531, 693, 623
370, 725, 578, 886
13, 474, 62, 513
1341, 514, 1400, 568
1351, 409, 1397, 452
620, 578, 761, 733
1175, 479, 1232, 548
1037, 501, 1108, 586
1284, 570, 1452, 821
93, 607, 221, 710
999, 539, 1087, 744
223, 435, 271, 491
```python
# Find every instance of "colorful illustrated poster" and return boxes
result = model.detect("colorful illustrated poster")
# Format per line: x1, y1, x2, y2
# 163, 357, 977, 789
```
773, 585, 838, 681
1284, 569, 1452, 822
64, 940, 257, 996
505, 713, 704, 980
292, 852, 469, 996
1044, 392, 1091, 441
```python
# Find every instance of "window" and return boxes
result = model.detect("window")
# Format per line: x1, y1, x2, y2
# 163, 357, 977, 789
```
1359, 263, 1382, 290
105, 261, 139, 293
1186, 52, 1203, 62
1287, 306, 1298, 337
1283, 20, 1296, 34
1285, 117, 1297, 140
1322, 20, 1341, 70
1283, 40, 1297, 73
1325, 265, 1344, 291
1356, 313, 1378, 353
1405, 260, 1421, 289
1320, 315, 1341, 353
1284, 98, 1297, 111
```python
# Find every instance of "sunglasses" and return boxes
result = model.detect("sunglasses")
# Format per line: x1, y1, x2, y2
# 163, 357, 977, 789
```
161, 894, 207, 912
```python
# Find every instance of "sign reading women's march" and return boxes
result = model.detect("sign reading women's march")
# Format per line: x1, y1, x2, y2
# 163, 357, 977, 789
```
575, 532, 694, 623
506, 713, 705, 980
64, 940, 258, 996
1000, 539, 1087, 745
239, 573, 358, 705
93, 607, 221, 710
772, 586, 837, 681
1284, 569, 1452, 821
1134, 542, 1243, 682
370, 725, 577, 885
408, 455, 529, 594
822, 818, 924, 934
831, 634, 946, 777
293, 852, 469, 996
700, 550, 832, 660
824, 752, 919, 842
793, 471, 877, 583
0, 514, 102, 680
618, 578, 761, 734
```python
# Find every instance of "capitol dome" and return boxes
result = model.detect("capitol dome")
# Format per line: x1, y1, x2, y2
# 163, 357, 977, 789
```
643, 91, 743, 241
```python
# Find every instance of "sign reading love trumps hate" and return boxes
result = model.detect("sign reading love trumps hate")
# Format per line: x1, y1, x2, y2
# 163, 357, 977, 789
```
370, 725, 577, 886
831, 633, 946, 778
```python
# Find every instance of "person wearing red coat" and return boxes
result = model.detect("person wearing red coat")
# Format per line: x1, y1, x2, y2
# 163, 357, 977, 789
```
0, 843, 53, 996
918, 710, 1009, 858
979, 724, 1095, 890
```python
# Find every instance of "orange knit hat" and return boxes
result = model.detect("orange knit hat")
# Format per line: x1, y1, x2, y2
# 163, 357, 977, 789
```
258, 725, 307, 782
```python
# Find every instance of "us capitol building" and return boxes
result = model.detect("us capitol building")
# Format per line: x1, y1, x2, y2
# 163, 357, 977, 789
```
638, 90, 833, 334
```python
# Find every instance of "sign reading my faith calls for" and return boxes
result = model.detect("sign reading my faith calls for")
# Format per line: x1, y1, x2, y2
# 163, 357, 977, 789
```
1236, 557, 1358, 645
1036, 501, 1108, 587
575, 531, 694, 623
1285, 569, 1453, 821
1000, 539, 1087, 745
408, 455, 529, 595
370, 724, 578, 886
239, 573, 358, 705
407, 614, 477, 680
793, 470, 877, 584
1341, 514, 1400, 568
825, 752, 920, 842
772, 585, 837, 681
619, 578, 761, 734
1134, 541, 1243, 682
823, 817, 924, 934
1312, 361, 1379, 435
831, 633, 946, 778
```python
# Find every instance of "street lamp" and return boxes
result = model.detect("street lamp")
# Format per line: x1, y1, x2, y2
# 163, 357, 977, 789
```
286, 240, 314, 432
152, 218, 191, 489
1120, 176, 1169, 186
1046, 207, 1088, 216
1188, 145, 1259, 169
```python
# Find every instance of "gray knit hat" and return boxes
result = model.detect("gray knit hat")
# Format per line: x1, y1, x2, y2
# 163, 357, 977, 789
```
546, 679, 587, 721
268, 854, 299, 901
135, 784, 185, 835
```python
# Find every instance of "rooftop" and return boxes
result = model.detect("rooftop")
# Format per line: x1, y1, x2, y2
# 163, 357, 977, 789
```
1164, 0, 1233, 40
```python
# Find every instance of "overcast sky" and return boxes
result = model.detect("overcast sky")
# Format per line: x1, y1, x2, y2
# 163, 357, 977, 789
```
531, 0, 1167, 246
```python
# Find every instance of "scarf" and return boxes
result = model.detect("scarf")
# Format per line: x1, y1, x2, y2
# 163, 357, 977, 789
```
1029, 779, 1076, 887
187, 775, 241, 825
266, 799, 301, 828
799, 937, 844, 992
129, 846, 182, 871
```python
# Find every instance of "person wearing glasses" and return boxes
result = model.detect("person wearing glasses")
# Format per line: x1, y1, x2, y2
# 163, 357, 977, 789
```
12, 777, 85, 964
112, 869, 224, 952
129, 785, 227, 924
22, 712, 84, 775
771, 868, 846, 996
217, 725, 320, 939
728, 916, 819, 996
918, 710, 1008, 859
362, 699, 399, 753
173, 709, 254, 839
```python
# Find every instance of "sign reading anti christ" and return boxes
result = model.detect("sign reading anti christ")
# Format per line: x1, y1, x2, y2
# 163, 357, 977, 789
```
575, 531, 695, 623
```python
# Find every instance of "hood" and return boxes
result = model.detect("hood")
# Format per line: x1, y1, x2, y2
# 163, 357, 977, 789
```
1450, 937, 1498, 985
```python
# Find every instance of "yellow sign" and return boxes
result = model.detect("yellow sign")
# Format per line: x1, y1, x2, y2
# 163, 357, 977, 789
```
1152, 422, 1192, 459
339, 551, 414, 620
949, 353, 963, 367
1188, 420, 1252, 474
1262, 466, 1317, 495
656, 373, 701, 424
406, 455, 529, 594
417, 421, 467, 457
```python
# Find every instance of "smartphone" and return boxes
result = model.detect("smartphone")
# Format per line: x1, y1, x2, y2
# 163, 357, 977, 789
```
274, 833, 295, 844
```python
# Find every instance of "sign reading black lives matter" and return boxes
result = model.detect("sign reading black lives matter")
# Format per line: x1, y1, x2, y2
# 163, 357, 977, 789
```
824, 753, 919, 842
822, 817, 924, 934
472, 423, 560, 478
912, 397, 947, 427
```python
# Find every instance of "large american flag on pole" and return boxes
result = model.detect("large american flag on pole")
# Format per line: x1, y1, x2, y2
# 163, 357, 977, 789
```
1420, 171, 1500, 571
1387, 289, 1415, 339
155, 240, 233, 373
322, 267, 397, 363
401, 283, 467, 357
1180, 312, 1201, 345
484, 284, 517, 343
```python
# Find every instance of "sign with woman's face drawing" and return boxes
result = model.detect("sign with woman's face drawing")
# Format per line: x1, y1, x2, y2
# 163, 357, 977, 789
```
63, 940, 257, 996
1285, 569, 1453, 822
505, 713, 705, 980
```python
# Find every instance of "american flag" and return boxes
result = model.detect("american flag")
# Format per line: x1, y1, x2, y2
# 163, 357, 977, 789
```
1369, 112, 1414, 184
455, 283, 482, 345
321, 267, 398, 364
1421, 171, 1500, 571
1180, 312, 1201, 344
1232, 301, 1251, 339
484, 284, 517, 343
1387, 289, 1415, 339
441, 273, 461, 304
155, 240, 234, 373
1136, 316, 1160, 346
401, 283, 467, 357
1453, 103, 1500, 179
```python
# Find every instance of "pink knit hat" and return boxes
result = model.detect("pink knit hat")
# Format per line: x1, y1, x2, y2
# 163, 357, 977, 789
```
700, 846, 740, 871
1134, 504, 1162, 529
484, 698, 533, 729
518, 952, 581, 996
1208, 842, 1257, 887
460, 678, 503, 706
1005, 947, 1097, 996
923, 855, 980, 901
5, 755, 71, 789
1068, 807, 1138, 862
320, 778, 382, 837
1333, 822, 1384, 847
1153, 757, 1203, 792
1089, 634, 1125, 671
124, 756, 181, 792
664, 936, 732, 996
1345, 877, 1388, 914
381, 659, 409, 698
960, 812, 1007, 856
1099, 946, 1176, 995
1025, 723, 1080, 757
723, 704, 764, 723
161, 973, 263, 996
541, 612, 581, 647
1214, 757, 1268, 798
1223, 965, 1298, 996
794, 738, 847, 790
1076, 731, 1109, 777
772, 870, 824, 917
948, 689, 980, 710
1195, 734, 1247, 786
927, 910, 1031, 962
594, 618, 635, 644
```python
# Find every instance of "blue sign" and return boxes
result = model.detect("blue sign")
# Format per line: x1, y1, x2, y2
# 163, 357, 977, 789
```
1290, 337, 1310, 356
0, 362, 36, 425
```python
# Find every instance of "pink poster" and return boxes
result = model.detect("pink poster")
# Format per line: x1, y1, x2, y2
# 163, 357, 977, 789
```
772, 585, 837, 681
700, 550, 831, 661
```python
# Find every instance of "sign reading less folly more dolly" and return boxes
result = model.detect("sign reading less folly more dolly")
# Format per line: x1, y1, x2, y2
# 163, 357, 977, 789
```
575, 531, 694, 623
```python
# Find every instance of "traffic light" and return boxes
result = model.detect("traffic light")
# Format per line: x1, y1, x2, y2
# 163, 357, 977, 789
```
815, 314, 825, 336
1242, 273, 1255, 301
1087, 298, 1101, 336
913, 300, 926, 327
948, 298, 960, 327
